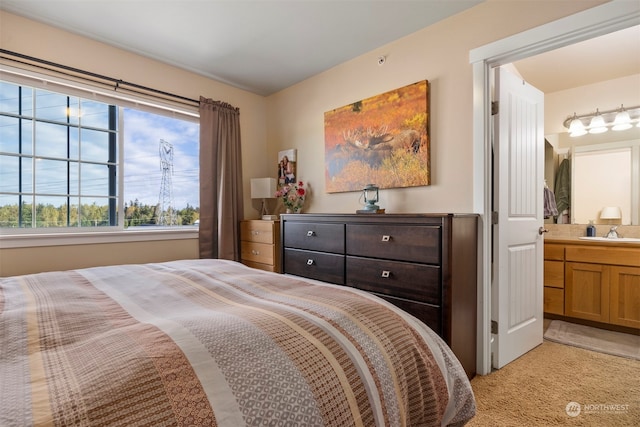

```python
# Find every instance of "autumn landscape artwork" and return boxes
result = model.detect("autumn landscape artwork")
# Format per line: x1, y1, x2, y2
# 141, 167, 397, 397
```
324, 80, 429, 193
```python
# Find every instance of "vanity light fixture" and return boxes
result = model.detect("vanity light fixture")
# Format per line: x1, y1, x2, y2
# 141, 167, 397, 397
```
568, 113, 587, 137
588, 109, 607, 134
612, 105, 632, 131
563, 104, 640, 137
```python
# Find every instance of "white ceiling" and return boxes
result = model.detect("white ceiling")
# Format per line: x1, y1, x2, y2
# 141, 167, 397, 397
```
513, 24, 640, 94
1, 1, 638, 96
0, 0, 483, 96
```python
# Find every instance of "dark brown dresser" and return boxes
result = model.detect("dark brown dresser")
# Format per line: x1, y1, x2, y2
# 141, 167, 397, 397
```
280, 213, 478, 378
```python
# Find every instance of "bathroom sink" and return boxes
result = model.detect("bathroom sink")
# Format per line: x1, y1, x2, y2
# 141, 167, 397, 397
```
578, 237, 640, 243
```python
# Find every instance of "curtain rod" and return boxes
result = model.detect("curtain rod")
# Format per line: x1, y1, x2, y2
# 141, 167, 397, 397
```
0, 49, 200, 106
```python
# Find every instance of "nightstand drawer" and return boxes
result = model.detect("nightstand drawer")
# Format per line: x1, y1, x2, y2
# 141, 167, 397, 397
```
241, 241, 276, 265
240, 220, 281, 273
346, 224, 440, 264
283, 248, 345, 284
241, 220, 277, 244
284, 222, 345, 253
346, 256, 440, 305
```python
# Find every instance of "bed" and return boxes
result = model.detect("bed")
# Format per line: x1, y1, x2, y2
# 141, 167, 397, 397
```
0, 259, 475, 426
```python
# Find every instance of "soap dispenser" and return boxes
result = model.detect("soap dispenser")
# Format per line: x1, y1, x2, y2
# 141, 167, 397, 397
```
586, 220, 596, 237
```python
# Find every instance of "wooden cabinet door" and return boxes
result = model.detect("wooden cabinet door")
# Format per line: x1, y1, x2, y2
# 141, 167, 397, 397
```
565, 262, 609, 323
544, 287, 564, 315
544, 260, 564, 288
610, 266, 640, 329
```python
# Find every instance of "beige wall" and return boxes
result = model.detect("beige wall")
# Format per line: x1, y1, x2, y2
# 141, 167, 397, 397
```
545, 74, 640, 141
0, 1, 609, 275
265, 0, 608, 214
0, 238, 199, 277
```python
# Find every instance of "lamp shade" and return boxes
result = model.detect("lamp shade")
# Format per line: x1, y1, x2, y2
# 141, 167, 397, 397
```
612, 109, 632, 131
568, 116, 587, 137
588, 113, 607, 134
600, 206, 622, 220
568, 113, 587, 137
251, 177, 277, 199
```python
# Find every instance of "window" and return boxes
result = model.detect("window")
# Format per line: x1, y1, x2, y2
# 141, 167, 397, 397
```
0, 79, 199, 232
122, 108, 200, 228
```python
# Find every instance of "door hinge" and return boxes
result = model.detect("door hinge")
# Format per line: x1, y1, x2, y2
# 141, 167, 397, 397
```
491, 101, 499, 115
491, 320, 498, 334
492, 211, 498, 224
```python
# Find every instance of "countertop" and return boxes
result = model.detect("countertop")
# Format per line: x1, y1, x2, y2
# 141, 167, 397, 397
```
545, 237, 640, 248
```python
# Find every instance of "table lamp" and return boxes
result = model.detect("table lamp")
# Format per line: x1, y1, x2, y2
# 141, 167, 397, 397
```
251, 177, 278, 220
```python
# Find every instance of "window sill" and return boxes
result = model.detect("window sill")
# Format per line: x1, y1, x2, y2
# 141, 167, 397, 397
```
0, 227, 199, 249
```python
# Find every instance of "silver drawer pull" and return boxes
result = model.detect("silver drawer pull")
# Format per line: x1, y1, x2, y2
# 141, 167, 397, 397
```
251, 230, 261, 235
306, 259, 315, 265
381, 270, 390, 278
251, 250, 260, 255
381, 235, 391, 242
306, 230, 315, 237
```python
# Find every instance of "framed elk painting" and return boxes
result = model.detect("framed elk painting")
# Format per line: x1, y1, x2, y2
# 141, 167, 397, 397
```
324, 80, 430, 193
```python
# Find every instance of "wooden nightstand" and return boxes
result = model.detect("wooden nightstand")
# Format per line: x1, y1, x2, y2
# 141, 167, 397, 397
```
240, 220, 281, 273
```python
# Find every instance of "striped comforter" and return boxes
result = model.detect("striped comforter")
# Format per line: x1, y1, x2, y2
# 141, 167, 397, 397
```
0, 259, 475, 426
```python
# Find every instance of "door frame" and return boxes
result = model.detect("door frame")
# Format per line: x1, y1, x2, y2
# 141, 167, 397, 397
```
470, 1, 640, 375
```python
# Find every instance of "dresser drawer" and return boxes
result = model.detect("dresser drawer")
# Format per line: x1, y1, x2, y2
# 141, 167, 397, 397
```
346, 224, 440, 264
241, 220, 277, 244
346, 256, 440, 305
283, 248, 345, 284
241, 241, 276, 266
283, 222, 345, 253
374, 293, 442, 336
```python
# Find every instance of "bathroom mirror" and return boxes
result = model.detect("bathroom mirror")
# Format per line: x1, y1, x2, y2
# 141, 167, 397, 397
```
545, 131, 640, 226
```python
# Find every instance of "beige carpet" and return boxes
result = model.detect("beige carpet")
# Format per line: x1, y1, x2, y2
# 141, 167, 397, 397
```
468, 341, 640, 426
544, 320, 640, 360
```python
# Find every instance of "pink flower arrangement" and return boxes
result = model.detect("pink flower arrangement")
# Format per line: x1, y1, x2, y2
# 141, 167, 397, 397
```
275, 181, 306, 212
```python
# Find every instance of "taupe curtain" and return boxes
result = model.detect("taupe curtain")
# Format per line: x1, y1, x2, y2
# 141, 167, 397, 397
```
199, 97, 243, 260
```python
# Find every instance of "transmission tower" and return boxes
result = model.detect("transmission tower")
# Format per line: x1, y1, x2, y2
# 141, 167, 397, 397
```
158, 139, 176, 226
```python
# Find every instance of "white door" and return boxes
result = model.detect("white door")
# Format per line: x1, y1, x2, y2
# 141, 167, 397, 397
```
492, 66, 544, 369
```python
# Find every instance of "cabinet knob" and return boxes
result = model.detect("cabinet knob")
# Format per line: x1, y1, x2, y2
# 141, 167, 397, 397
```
381, 235, 391, 242
306, 259, 315, 265
252, 230, 260, 235
307, 230, 316, 237
381, 270, 391, 278
252, 250, 260, 255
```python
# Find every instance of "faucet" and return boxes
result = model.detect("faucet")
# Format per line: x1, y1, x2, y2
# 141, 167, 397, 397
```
605, 226, 621, 239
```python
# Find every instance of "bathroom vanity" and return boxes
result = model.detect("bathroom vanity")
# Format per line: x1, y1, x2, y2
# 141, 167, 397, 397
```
544, 238, 640, 332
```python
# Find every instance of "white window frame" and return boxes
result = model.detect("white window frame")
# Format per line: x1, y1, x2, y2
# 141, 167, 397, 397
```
0, 65, 200, 248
